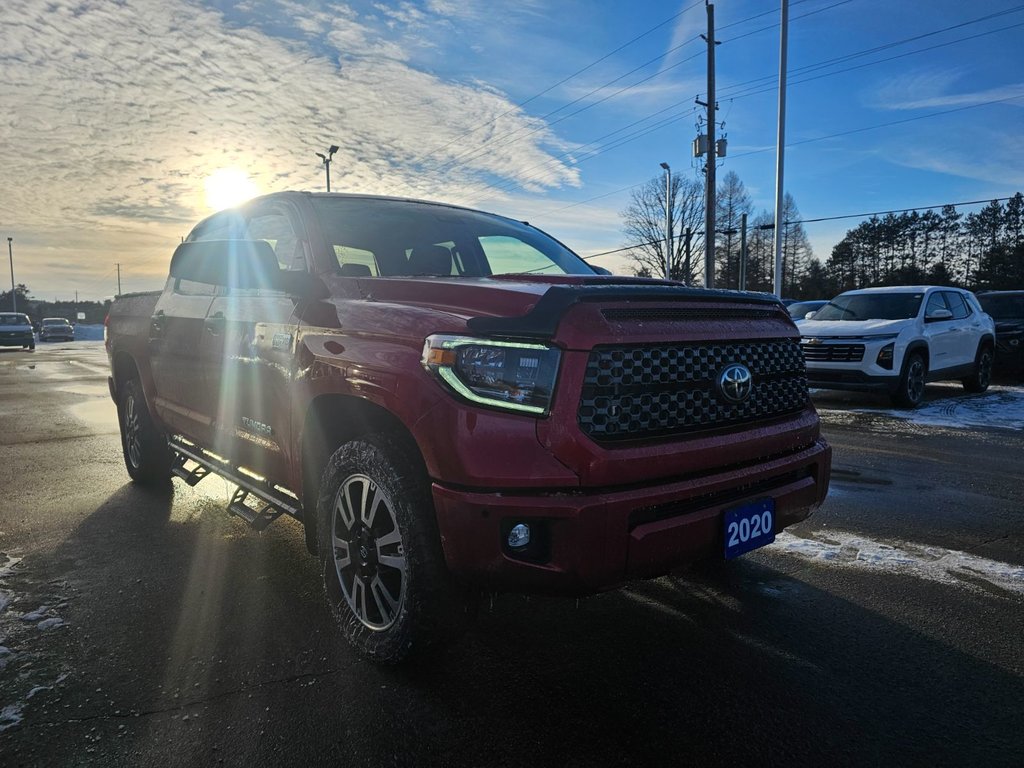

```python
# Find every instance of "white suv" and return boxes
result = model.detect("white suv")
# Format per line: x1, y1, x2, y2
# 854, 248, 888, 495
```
799, 286, 995, 408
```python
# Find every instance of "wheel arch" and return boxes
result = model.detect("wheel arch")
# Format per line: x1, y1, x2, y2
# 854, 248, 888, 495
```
299, 394, 428, 555
111, 350, 141, 388
904, 340, 929, 369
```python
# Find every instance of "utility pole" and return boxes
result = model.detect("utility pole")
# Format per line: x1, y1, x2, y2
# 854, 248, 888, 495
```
7, 238, 15, 313
660, 162, 672, 280
116, 263, 122, 296
739, 213, 748, 291
699, 3, 719, 289
772, 0, 790, 297
684, 227, 693, 286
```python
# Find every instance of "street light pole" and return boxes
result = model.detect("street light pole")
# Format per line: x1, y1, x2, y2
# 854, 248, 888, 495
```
660, 162, 672, 280
316, 145, 340, 192
7, 237, 15, 314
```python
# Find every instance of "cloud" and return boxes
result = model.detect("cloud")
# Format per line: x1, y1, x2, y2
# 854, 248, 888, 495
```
0, 0, 579, 298
869, 69, 1024, 111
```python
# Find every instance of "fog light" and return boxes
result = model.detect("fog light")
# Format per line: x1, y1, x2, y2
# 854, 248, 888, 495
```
876, 343, 895, 370
507, 523, 531, 549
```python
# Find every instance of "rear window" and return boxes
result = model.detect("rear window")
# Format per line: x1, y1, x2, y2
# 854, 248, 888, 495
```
0, 314, 30, 326
813, 293, 924, 321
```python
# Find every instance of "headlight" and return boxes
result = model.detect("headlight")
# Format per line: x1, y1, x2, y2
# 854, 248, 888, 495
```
422, 334, 561, 415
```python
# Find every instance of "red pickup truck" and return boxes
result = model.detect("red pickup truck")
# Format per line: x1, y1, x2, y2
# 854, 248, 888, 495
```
106, 191, 831, 662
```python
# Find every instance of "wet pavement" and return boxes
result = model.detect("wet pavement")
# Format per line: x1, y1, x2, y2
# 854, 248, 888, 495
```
0, 343, 1021, 766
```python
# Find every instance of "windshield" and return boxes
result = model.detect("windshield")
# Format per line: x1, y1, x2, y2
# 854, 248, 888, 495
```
978, 294, 1024, 320
813, 292, 924, 321
0, 314, 30, 326
788, 301, 826, 319
312, 197, 595, 278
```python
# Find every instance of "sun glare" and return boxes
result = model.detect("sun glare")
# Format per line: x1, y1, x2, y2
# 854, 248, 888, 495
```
204, 168, 259, 211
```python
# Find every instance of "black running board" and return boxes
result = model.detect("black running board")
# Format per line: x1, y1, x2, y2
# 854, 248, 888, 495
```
169, 437, 302, 531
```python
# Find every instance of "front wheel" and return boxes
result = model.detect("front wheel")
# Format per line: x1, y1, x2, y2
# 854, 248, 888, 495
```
317, 436, 466, 663
117, 377, 171, 485
962, 345, 993, 393
891, 352, 926, 408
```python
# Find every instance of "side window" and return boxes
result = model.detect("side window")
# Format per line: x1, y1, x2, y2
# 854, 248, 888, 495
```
925, 292, 948, 317
334, 245, 379, 276
246, 211, 306, 272
478, 235, 567, 275
942, 292, 970, 320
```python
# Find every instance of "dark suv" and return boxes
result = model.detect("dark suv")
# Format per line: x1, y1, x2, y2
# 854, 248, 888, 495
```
977, 291, 1024, 375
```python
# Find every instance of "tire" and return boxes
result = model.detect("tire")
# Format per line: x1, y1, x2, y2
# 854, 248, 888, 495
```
117, 377, 171, 485
891, 351, 926, 408
962, 345, 993, 393
317, 435, 466, 663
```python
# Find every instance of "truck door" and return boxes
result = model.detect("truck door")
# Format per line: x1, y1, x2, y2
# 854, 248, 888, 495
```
198, 202, 306, 486
147, 281, 217, 442
148, 210, 245, 442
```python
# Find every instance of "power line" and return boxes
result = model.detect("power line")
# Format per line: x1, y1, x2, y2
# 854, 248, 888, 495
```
729, 93, 1024, 160
791, 196, 1019, 226
720, 18, 1024, 103
719, 4, 1024, 98
586, 195, 1020, 263
390, 1, 837, 195
398, 1, 706, 177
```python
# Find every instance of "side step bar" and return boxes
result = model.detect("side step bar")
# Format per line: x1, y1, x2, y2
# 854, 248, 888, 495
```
169, 437, 302, 532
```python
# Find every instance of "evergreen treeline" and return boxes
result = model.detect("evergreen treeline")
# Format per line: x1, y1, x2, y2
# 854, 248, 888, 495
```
823, 193, 1024, 295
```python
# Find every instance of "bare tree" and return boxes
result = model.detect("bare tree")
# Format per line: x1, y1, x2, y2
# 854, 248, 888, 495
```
621, 172, 705, 283
715, 171, 753, 289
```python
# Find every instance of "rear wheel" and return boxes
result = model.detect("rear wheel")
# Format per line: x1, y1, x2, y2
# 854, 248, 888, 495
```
317, 435, 466, 663
117, 377, 171, 485
962, 345, 993, 393
891, 352, 926, 408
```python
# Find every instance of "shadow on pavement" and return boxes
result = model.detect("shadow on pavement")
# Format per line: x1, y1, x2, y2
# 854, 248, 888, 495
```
5, 482, 1020, 767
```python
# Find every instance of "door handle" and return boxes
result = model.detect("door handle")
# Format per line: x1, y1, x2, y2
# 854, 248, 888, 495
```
205, 312, 226, 335
149, 310, 166, 339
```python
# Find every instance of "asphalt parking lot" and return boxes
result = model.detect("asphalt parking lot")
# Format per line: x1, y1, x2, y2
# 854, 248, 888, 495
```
0, 342, 1021, 766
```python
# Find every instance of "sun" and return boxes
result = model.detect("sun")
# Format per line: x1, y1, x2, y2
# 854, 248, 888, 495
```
204, 168, 259, 211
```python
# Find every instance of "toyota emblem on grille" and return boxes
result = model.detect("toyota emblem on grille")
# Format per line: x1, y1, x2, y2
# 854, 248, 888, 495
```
718, 363, 753, 403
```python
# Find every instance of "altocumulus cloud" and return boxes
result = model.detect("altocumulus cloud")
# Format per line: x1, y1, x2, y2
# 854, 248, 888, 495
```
0, 0, 579, 297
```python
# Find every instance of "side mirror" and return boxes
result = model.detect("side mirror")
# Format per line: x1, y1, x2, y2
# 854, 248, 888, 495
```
277, 271, 329, 300
925, 308, 953, 322
170, 240, 281, 290
804, 311, 817, 320
592, 265, 612, 276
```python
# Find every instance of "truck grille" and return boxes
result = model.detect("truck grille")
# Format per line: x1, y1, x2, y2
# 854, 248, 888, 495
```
578, 339, 808, 441
799, 342, 865, 362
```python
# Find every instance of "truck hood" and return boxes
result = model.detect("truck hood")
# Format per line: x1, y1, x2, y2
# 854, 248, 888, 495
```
323, 273, 784, 337
797, 317, 913, 338
338, 274, 680, 323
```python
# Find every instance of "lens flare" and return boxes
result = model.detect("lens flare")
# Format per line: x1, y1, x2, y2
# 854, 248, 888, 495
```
204, 168, 259, 211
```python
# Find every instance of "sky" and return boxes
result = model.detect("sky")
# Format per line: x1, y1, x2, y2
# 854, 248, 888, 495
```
1, 0, 1022, 301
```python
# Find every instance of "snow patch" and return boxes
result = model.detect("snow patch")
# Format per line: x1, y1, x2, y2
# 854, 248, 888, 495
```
36, 617, 65, 630
817, 385, 1024, 432
20, 605, 50, 622
0, 704, 23, 732
774, 530, 1024, 595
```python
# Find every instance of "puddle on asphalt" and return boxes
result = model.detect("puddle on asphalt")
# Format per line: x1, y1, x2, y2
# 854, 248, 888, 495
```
55, 384, 108, 397
68, 398, 117, 432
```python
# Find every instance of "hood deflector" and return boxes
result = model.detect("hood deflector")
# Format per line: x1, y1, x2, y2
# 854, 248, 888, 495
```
465, 284, 784, 339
